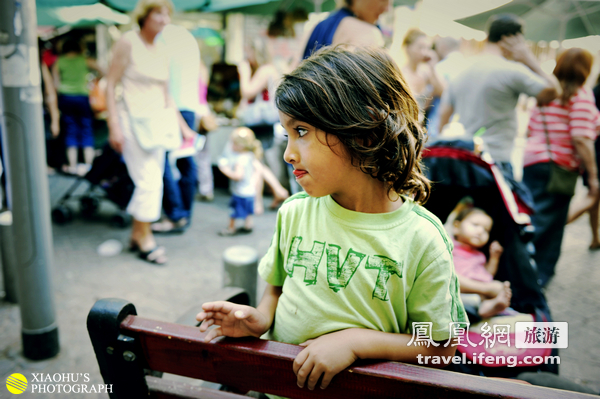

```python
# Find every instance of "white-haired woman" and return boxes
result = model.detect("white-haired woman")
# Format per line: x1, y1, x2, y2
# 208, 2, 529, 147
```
105, 0, 195, 264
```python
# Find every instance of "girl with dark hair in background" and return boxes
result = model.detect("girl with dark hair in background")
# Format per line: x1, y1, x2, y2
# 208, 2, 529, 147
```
198, 46, 466, 391
522, 48, 599, 286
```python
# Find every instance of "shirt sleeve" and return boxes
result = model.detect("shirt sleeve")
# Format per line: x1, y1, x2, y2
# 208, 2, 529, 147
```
258, 209, 288, 287
406, 247, 467, 342
569, 90, 600, 140
508, 63, 547, 98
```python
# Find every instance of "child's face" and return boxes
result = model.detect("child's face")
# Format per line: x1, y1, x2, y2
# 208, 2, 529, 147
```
406, 35, 432, 64
231, 139, 244, 153
280, 112, 356, 198
453, 211, 493, 249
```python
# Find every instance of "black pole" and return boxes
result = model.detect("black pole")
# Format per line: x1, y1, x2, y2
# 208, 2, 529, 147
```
0, 0, 59, 360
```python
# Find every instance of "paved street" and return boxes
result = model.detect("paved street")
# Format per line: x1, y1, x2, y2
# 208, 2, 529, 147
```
1, 173, 599, 398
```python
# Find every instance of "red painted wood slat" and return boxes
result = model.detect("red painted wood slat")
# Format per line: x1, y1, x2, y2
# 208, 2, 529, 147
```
120, 316, 594, 399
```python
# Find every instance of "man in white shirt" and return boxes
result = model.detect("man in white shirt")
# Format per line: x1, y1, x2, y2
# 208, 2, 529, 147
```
438, 14, 559, 209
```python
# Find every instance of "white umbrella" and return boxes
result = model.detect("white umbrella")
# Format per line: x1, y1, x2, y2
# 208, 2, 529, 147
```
37, 3, 130, 27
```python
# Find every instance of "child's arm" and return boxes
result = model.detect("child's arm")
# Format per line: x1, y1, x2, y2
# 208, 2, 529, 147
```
293, 329, 456, 390
196, 284, 282, 342
485, 241, 503, 276
458, 275, 505, 298
218, 158, 245, 181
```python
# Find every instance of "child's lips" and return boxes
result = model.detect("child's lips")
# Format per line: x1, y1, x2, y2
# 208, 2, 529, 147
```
293, 169, 307, 178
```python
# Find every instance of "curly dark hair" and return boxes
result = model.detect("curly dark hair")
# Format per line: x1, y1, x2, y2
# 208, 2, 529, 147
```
275, 45, 430, 204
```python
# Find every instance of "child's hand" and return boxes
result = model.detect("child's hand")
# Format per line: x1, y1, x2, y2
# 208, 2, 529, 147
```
293, 330, 359, 390
489, 241, 504, 258
196, 301, 269, 342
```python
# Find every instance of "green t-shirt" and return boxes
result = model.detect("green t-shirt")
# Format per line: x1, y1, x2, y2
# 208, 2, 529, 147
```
57, 55, 89, 95
258, 193, 467, 344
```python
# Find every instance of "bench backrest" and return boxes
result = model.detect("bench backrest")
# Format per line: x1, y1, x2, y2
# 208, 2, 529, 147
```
87, 298, 593, 399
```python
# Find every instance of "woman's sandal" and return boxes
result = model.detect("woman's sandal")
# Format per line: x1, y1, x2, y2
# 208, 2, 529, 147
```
151, 218, 189, 235
129, 240, 140, 252
138, 246, 167, 265
218, 228, 238, 237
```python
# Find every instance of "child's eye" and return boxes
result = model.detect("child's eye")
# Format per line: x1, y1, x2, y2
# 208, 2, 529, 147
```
295, 127, 308, 137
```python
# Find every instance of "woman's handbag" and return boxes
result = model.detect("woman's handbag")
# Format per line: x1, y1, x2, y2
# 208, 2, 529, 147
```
546, 162, 579, 196
89, 78, 106, 114
129, 107, 182, 151
540, 110, 579, 196
238, 90, 280, 127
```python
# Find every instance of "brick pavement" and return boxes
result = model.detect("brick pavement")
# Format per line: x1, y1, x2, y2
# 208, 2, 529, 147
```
0, 174, 599, 398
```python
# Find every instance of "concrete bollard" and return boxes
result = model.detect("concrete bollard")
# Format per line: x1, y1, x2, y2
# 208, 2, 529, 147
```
223, 246, 258, 307
0, 211, 18, 303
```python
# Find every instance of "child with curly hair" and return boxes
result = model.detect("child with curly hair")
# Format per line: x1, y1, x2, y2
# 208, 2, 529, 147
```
198, 46, 466, 391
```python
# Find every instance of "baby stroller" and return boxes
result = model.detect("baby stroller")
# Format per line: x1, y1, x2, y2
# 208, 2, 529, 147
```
51, 144, 133, 228
422, 139, 558, 378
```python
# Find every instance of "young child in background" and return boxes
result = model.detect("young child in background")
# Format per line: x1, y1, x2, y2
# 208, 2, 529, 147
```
198, 46, 466, 391
452, 207, 512, 319
217, 127, 262, 236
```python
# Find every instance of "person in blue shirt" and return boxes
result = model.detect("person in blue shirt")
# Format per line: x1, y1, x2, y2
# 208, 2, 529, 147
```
299, 0, 388, 61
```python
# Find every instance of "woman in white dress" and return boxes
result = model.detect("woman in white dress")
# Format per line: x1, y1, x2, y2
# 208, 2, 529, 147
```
105, 0, 195, 264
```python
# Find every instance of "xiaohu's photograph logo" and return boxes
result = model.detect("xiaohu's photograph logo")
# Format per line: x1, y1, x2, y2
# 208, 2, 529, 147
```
6, 373, 28, 394
4, 373, 113, 394
29, 373, 112, 394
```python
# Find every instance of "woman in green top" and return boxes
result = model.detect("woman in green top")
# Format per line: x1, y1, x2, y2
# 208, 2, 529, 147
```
52, 37, 102, 175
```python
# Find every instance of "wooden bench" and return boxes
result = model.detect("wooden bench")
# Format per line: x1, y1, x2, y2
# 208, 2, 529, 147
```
87, 298, 595, 399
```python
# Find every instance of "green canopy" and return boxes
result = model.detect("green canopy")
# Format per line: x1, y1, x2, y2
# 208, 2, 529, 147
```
37, 0, 418, 13
37, 0, 98, 6
200, 0, 418, 14
37, 3, 130, 27
200, 0, 336, 14
100, 0, 337, 13
456, 0, 600, 42
190, 26, 224, 45
104, 0, 212, 11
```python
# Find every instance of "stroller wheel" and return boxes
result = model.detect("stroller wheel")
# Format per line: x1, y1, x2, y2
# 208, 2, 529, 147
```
80, 197, 100, 218
110, 212, 131, 228
52, 206, 73, 225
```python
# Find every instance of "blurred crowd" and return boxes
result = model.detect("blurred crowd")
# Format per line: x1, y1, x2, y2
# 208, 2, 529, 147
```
0, 0, 596, 276
0, 0, 597, 278
0, 0, 599, 393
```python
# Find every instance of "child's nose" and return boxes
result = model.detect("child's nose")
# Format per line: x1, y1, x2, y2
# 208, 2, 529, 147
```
283, 141, 296, 164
